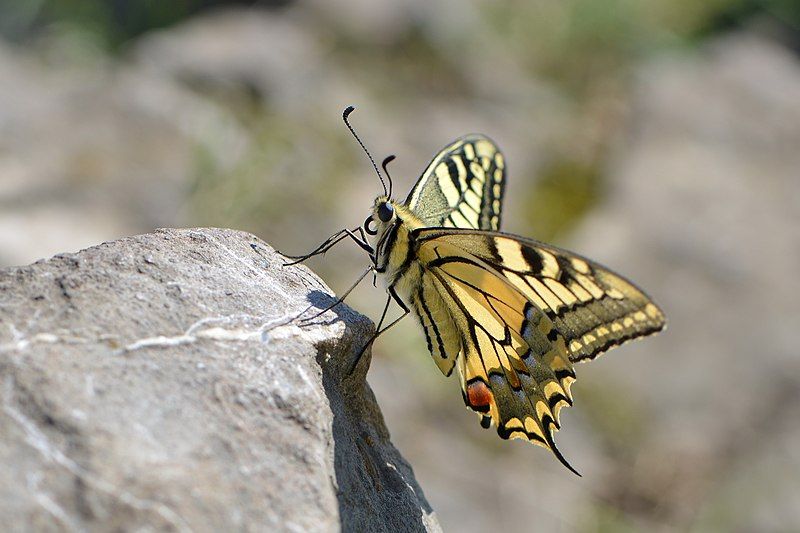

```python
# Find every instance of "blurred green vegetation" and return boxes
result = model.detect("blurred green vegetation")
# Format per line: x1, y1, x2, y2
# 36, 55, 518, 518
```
0, 0, 286, 48
2, 0, 798, 48
3, 0, 797, 54
189, 111, 358, 236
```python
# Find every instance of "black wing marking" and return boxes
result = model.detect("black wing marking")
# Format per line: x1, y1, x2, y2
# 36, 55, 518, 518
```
414, 228, 666, 363
405, 135, 505, 231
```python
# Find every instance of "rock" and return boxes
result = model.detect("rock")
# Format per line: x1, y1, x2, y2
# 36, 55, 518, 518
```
0, 227, 441, 532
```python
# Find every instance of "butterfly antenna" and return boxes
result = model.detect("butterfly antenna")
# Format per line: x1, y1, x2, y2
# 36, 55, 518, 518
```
343, 106, 388, 197
381, 154, 396, 199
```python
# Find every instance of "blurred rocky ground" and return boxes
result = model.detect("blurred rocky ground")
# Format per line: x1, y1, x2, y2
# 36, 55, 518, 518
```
0, 2, 798, 532
571, 32, 800, 530
371, 31, 800, 533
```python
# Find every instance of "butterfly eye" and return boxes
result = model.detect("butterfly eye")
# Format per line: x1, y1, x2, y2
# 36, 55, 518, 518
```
377, 202, 394, 222
364, 215, 378, 235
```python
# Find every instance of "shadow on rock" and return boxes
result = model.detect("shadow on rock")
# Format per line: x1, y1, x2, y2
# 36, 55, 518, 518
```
307, 289, 440, 532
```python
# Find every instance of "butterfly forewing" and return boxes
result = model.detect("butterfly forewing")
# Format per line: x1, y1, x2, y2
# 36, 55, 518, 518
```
414, 228, 666, 363
405, 135, 505, 231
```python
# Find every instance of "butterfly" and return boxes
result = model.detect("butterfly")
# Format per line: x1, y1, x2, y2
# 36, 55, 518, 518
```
285, 107, 666, 474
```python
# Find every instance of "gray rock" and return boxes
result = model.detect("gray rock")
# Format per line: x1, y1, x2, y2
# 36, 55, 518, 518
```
0, 227, 441, 532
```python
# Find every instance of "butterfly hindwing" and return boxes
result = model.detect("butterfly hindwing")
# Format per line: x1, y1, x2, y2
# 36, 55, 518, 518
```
405, 228, 665, 470
405, 135, 505, 231
414, 238, 579, 470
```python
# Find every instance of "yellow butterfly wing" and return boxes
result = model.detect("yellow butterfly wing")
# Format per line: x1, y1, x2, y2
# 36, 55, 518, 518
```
405, 135, 505, 231
416, 228, 666, 362
409, 228, 666, 471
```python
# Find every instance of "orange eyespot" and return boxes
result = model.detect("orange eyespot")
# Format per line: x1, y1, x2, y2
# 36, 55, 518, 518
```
466, 380, 492, 412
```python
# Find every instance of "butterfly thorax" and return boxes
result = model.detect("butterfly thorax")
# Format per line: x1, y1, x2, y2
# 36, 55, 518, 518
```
367, 197, 426, 288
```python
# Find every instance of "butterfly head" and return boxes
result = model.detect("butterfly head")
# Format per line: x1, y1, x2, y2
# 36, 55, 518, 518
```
364, 195, 397, 237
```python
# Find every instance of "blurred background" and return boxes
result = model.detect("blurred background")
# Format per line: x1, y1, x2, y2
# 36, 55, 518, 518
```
1, 0, 799, 531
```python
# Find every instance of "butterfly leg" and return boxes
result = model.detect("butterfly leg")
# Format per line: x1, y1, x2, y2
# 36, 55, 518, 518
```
299, 265, 373, 322
347, 286, 409, 375
279, 229, 349, 262
281, 226, 373, 266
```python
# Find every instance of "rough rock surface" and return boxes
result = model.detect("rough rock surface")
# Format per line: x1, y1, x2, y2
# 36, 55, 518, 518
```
0, 227, 440, 532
